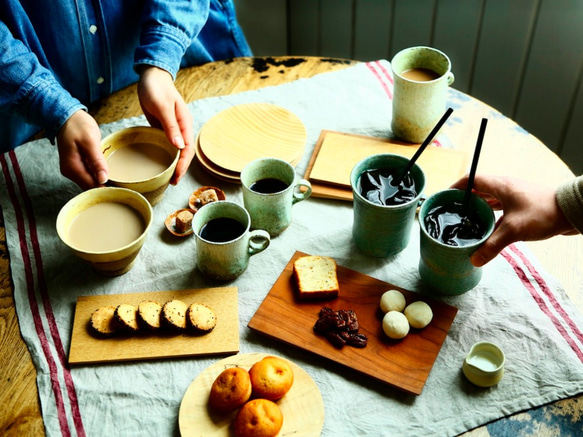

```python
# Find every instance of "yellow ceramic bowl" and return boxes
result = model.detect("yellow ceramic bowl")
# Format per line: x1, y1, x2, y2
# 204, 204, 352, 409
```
101, 126, 180, 205
56, 187, 153, 276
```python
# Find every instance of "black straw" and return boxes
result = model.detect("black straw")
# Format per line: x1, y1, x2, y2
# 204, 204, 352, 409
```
397, 107, 454, 183
463, 118, 488, 213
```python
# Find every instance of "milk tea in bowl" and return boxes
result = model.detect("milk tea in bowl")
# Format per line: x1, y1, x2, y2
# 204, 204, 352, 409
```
101, 126, 179, 205
56, 187, 153, 276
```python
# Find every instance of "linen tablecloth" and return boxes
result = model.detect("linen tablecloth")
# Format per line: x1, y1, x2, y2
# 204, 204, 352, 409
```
1, 60, 583, 437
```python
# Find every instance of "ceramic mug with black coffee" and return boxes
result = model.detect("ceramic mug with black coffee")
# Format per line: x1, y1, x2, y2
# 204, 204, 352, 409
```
192, 201, 270, 281
241, 157, 312, 236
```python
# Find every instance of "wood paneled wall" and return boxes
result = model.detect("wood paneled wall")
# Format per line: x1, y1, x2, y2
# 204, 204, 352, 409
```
234, 0, 582, 175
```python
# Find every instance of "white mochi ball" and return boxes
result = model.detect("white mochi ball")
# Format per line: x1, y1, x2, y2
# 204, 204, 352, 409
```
404, 301, 433, 329
382, 311, 410, 339
380, 289, 406, 313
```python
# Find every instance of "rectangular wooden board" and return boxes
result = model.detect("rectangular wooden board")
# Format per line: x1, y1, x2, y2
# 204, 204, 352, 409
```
248, 252, 458, 395
69, 287, 239, 365
304, 130, 468, 201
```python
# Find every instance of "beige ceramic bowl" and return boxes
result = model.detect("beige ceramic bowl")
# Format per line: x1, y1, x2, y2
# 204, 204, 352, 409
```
56, 187, 153, 276
101, 126, 180, 205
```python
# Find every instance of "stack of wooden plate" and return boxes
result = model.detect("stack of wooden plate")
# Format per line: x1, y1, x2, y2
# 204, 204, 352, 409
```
195, 103, 307, 182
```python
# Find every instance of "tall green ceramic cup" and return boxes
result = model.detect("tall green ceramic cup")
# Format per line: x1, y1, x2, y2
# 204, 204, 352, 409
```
418, 189, 495, 295
350, 154, 425, 257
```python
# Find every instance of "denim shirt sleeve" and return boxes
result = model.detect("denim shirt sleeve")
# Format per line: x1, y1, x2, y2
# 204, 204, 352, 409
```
134, 0, 210, 79
0, 20, 85, 140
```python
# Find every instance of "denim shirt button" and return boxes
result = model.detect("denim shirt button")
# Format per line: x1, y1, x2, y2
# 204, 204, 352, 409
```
89, 25, 98, 34
96, 77, 105, 84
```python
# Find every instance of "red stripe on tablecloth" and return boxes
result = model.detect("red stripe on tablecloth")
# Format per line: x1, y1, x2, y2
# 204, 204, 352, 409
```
366, 61, 392, 100
0, 153, 71, 436
8, 152, 86, 436
374, 59, 394, 86
509, 244, 583, 343
366, 60, 444, 147
502, 247, 583, 362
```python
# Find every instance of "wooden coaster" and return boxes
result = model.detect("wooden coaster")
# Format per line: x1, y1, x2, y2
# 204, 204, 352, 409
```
178, 352, 324, 436
199, 103, 307, 173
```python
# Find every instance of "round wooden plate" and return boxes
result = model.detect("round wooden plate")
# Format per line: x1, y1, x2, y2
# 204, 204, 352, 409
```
195, 134, 241, 182
178, 352, 324, 437
199, 103, 307, 173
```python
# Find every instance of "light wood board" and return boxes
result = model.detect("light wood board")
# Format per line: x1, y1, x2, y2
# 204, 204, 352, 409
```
178, 352, 324, 437
69, 287, 239, 365
304, 130, 468, 201
199, 103, 307, 173
248, 252, 458, 395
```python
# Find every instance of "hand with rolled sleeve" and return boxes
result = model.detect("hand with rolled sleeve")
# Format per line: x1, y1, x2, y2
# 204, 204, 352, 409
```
450, 174, 582, 267
0, 0, 251, 188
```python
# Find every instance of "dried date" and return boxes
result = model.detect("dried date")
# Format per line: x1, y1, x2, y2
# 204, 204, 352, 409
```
313, 307, 367, 349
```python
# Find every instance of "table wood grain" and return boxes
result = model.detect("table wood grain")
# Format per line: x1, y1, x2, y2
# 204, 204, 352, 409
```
1, 56, 581, 436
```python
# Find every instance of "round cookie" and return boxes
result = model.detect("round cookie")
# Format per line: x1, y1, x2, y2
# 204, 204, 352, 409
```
187, 302, 217, 333
379, 289, 406, 313
382, 311, 410, 340
404, 301, 433, 329
208, 367, 252, 412
249, 356, 294, 401
234, 398, 283, 437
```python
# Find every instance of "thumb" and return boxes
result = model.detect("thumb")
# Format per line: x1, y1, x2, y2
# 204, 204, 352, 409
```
470, 221, 514, 267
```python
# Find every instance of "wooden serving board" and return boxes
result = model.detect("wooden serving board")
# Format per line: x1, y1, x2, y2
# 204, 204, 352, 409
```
69, 287, 239, 365
179, 352, 324, 437
248, 252, 458, 395
304, 130, 468, 201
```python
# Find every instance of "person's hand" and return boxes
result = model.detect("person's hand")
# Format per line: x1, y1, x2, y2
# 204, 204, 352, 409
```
137, 66, 194, 185
451, 174, 576, 267
56, 110, 108, 189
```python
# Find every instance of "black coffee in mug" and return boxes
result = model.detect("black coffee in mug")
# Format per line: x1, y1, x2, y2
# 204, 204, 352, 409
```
357, 168, 417, 206
248, 177, 289, 194
199, 217, 246, 242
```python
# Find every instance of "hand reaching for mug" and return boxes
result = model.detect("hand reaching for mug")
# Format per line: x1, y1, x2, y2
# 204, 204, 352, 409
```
451, 174, 576, 267
56, 109, 109, 190
137, 66, 195, 185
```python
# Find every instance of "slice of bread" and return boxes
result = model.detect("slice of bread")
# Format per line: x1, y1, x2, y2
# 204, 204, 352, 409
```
293, 255, 339, 300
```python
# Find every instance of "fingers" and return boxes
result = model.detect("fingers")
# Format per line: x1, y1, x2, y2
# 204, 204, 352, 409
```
57, 110, 107, 189
470, 218, 516, 267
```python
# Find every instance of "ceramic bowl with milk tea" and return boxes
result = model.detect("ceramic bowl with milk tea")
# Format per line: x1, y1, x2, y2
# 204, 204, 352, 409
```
56, 187, 153, 276
101, 126, 180, 206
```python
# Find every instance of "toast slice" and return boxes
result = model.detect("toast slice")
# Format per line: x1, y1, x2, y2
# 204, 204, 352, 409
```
293, 255, 339, 300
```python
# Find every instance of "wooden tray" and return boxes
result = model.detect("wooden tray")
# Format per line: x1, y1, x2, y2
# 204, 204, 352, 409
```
199, 103, 307, 173
179, 352, 324, 437
69, 287, 239, 365
248, 252, 458, 395
304, 130, 468, 201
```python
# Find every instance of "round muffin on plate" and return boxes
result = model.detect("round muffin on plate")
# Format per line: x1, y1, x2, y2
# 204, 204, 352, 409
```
208, 367, 252, 412
234, 398, 283, 437
249, 356, 294, 401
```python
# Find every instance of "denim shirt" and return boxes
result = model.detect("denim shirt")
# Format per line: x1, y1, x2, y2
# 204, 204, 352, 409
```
0, 0, 251, 151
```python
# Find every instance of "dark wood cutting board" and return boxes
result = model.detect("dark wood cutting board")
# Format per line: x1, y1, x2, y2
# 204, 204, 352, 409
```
248, 252, 458, 395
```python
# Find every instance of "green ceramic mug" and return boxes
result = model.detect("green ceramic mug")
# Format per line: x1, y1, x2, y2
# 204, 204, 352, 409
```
418, 189, 495, 295
192, 201, 270, 281
241, 157, 312, 237
350, 153, 426, 257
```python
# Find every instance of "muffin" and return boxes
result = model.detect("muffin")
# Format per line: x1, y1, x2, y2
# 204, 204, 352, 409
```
233, 398, 283, 437
249, 356, 294, 401
208, 367, 252, 412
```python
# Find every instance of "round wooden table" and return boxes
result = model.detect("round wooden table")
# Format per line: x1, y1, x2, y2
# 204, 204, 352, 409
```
1, 56, 581, 436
